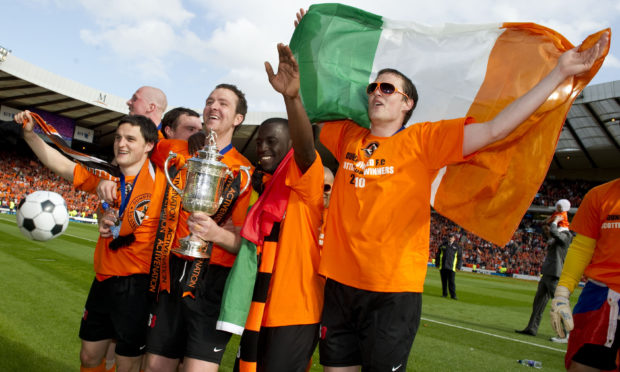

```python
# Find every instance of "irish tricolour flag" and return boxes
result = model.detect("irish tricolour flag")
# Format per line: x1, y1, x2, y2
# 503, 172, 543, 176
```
290, 3, 609, 245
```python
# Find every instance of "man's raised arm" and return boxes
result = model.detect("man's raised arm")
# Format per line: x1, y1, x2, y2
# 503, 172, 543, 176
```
462, 31, 609, 157
265, 43, 316, 173
14, 110, 76, 181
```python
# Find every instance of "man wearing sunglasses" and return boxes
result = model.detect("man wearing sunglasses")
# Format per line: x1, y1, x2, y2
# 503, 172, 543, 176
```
279, 19, 608, 370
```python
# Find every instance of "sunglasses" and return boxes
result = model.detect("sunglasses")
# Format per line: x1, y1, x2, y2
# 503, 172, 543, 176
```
324, 184, 332, 193
366, 82, 410, 100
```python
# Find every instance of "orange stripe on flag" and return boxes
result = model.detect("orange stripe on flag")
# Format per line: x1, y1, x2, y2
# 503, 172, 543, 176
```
433, 25, 610, 246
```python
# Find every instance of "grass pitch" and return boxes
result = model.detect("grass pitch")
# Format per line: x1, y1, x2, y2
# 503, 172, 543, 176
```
0, 213, 575, 371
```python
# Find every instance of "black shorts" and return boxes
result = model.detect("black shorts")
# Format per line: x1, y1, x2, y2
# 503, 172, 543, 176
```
572, 321, 620, 370
79, 274, 150, 357
319, 279, 422, 370
146, 256, 232, 363
254, 324, 319, 372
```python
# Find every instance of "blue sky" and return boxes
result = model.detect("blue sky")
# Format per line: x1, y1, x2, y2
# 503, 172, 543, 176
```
1, 0, 618, 113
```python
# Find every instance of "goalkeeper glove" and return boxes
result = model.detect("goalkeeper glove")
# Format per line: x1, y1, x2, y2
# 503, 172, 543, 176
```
550, 285, 573, 338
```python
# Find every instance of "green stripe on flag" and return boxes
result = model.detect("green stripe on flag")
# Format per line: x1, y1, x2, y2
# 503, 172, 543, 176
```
217, 237, 257, 334
290, 3, 383, 128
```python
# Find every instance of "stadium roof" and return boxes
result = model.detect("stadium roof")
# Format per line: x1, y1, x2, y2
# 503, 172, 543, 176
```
0, 46, 618, 172
553, 81, 620, 171
0, 47, 127, 146
0, 47, 283, 157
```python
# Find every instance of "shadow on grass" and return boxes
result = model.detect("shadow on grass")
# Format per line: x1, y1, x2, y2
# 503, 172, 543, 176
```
0, 333, 74, 371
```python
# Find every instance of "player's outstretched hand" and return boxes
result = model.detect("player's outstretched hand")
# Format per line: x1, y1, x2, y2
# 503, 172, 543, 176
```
265, 43, 300, 100
294, 8, 306, 27
557, 31, 609, 79
550, 285, 574, 338
13, 110, 35, 133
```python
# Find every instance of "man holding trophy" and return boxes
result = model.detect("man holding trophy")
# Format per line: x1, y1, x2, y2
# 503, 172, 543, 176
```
144, 84, 253, 372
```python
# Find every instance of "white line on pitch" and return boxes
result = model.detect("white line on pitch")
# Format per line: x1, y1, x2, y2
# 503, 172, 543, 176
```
420, 317, 565, 352
64, 233, 97, 243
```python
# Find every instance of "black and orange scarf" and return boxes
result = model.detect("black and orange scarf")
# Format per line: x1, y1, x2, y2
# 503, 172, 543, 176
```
108, 158, 156, 250
181, 173, 243, 298
24, 112, 157, 250
24, 112, 120, 181
148, 140, 189, 298
233, 149, 294, 372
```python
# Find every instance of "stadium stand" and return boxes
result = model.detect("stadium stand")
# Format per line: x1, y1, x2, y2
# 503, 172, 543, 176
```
432, 213, 550, 276
534, 179, 601, 208
0, 150, 99, 218
430, 174, 602, 277
0, 44, 618, 278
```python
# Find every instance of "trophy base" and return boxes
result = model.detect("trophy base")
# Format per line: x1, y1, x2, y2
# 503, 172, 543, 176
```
172, 236, 212, 259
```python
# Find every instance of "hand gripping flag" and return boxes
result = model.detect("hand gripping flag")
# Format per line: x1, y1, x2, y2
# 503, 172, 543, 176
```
290, 3, 610, 245
23, 112, 120, 181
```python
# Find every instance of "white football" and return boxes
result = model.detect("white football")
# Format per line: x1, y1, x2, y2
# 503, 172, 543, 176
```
16, 190, 69, 241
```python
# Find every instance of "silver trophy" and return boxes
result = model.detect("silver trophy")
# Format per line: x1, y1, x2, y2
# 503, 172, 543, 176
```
164, 129, 250, 258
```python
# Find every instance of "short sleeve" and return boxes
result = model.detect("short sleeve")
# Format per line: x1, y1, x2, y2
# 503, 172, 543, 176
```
73, 163, 100, 194
408, 117, 473, 170
151, 139, 188, 169
570, 190, 599, 240
285, 152, 324, 203
319, 120, 350, 160
230, 169, 252, 227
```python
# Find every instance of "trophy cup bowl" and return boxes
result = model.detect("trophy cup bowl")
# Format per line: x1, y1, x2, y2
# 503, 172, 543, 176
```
164, 130, 250, 258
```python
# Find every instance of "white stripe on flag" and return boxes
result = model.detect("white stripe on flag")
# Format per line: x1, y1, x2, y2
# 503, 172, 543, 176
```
371, 21, 504, 125
216, 320, 245, 336
430, 166, 446, 207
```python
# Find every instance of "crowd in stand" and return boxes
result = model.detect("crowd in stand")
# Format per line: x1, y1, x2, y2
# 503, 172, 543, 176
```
0, 150, 99, 218
534, 178, 600, 207
430, 214, 548, 276
1, 150, 600, 275
430, 177, 600, 276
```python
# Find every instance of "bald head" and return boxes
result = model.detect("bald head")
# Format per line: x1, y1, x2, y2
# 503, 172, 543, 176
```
127, 86, 168, 125
324, 166, 334, 208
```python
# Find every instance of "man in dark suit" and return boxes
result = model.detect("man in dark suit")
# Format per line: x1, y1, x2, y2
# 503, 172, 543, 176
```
516, 212, 573, 338
436, 234, 463, 300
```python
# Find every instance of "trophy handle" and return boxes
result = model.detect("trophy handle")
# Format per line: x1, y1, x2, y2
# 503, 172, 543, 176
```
164, 151, 185, 196
239, 166, 251, 194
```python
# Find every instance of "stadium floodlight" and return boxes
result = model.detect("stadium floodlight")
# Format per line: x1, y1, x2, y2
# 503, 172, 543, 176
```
0, 46, 10, 62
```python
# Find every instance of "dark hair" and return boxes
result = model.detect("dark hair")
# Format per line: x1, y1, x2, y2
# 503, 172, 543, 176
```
259, 117, 289, 129
160, 107, 200, 139
116, 115, 158, 154
376, 68, 418, 125
215, 83, 248, 123
258, 117, 290, 143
